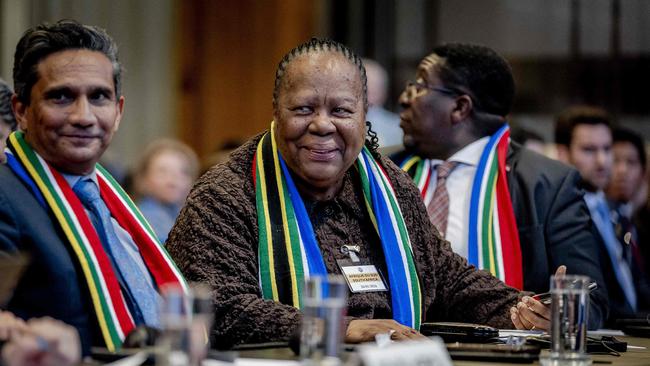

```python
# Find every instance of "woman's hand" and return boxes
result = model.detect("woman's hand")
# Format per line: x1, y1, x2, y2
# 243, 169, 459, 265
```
346, 319, 427, 343
510, 296, 551, 331
510, 265, 566, 331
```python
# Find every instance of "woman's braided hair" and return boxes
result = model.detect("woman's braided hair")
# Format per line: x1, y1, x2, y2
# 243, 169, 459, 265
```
272, 37, 379, 156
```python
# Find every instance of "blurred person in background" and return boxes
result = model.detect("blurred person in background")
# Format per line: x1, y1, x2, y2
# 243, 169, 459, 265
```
607, 127, 647, 212
0, 79, 17, 163
363, 58, 403, 148
606, 127, 650, 284
133, 139, 199, 242
556, 106, 650, 323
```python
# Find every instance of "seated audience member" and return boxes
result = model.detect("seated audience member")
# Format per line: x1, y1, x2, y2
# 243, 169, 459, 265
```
0, 20, 186, 354
392, 44, 608, 329
606, 128, 650, 287
0, 311, 80, 366
0, 79, 17, 163
363, 58, 403, 148
166, 38, 550, 349
133, 139, 199, 242
556, 106, 650, 322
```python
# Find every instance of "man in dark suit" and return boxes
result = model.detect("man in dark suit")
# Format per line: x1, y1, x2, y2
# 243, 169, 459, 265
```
0, 20, 185, 355
391, 43, 608, 329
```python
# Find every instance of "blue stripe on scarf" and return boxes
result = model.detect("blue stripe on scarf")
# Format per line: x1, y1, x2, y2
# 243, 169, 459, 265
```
5, 151, 47, 208
278, 156, 328, 278
361, 152, 413, 327
467, 124, 509, 268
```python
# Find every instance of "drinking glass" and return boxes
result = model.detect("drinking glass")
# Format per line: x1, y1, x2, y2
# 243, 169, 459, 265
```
156, 283, 214, 366
540, 275, 591, 366
300, 275, 348, 366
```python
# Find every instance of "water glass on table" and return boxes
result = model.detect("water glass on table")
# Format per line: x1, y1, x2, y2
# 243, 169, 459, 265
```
156, 283, 214, 366
300, 275, 348, 366
540, 275, 591, 366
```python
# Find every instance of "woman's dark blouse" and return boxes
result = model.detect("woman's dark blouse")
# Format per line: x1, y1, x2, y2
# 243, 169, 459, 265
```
166, 133, 519, 348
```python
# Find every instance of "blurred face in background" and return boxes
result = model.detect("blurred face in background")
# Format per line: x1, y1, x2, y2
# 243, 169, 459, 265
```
142, 150, 194, 205
608, 141, 645, 202
568, 124, 612, 191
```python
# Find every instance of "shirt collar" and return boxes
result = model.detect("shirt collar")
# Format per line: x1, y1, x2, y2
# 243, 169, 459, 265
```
443, 136, 490, 166
584, 190, 606, 210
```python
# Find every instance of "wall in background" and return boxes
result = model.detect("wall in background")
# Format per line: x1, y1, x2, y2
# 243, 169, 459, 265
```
175, 0, 322, 158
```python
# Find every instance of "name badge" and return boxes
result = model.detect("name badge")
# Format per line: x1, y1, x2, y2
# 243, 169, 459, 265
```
339, 263, 388, 293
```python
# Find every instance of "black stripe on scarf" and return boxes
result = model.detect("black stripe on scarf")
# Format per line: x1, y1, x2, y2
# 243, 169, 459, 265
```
261, 133, 294, 306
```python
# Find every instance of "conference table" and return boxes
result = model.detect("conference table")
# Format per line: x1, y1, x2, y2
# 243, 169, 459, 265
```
92, 334, 649, 365
229, 335, 650, 366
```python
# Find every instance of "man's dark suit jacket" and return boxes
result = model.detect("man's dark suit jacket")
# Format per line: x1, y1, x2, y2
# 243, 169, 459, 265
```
0, 164, 97, 354
392, 142, 609, 328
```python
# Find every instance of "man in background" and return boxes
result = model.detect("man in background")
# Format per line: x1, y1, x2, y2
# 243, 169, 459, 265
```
556, 106, 650, 322
393, 43, 608, 329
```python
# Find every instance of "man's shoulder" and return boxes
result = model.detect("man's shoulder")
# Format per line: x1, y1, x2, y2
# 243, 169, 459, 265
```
509, 143, 579, 186
0, 164, 33, 199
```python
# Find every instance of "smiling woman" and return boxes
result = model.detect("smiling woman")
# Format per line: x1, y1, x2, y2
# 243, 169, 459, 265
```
166, 38, 521, 349
273, 50, 367, 201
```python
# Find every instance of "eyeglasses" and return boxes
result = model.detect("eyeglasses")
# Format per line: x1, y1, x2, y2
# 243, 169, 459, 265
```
405, 80, 458, 96
404, 80, 486, 113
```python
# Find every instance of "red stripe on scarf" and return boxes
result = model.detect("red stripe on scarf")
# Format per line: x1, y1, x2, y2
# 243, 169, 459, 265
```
49, 168, 135, 334
420, 164, 432, 199
98, 178, 181, 289
495, 132, 523, 289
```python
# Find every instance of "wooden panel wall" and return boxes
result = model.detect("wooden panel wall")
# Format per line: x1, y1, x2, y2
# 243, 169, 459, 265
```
175, 0, 317, 158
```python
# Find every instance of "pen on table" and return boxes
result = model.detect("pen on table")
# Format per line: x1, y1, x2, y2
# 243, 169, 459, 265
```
532, 281, 598, 305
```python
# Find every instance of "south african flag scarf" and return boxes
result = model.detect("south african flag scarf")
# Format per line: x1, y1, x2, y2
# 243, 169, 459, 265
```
400, 125, 523, 289
5, 131, 188, 351
253, 121, 422, 329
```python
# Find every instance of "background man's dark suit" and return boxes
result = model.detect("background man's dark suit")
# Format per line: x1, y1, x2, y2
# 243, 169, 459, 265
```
506, 142, 608, 328
392, 142, 609, 328
0, 164, 97, 354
